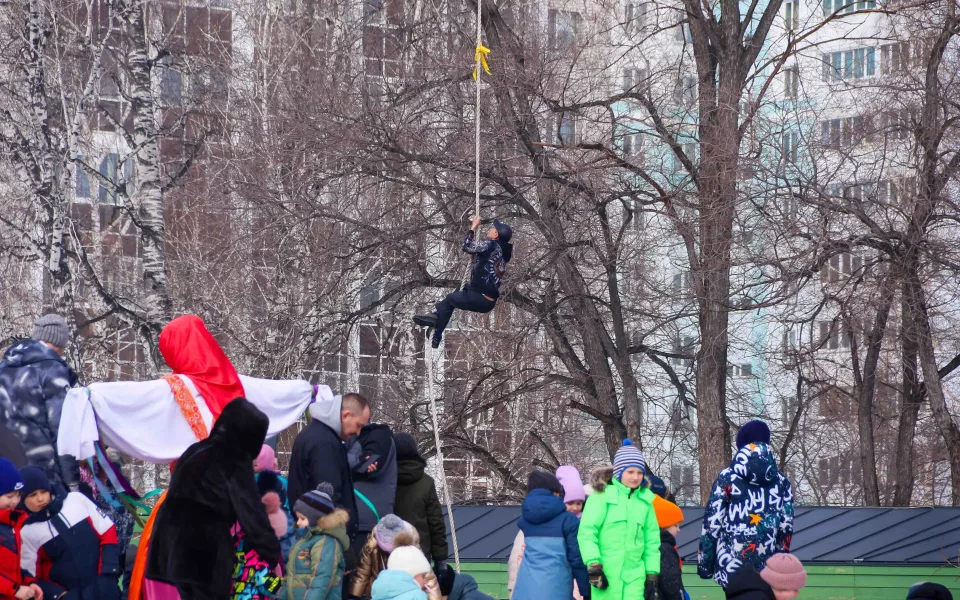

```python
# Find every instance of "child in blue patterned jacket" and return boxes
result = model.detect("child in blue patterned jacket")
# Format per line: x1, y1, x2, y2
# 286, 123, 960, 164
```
698, 421, 794, 589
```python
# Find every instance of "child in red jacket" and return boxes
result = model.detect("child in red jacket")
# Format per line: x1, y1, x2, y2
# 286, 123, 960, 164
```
0, 458, 43, 600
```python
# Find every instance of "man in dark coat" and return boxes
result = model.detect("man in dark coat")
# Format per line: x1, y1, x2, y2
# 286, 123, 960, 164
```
146, 398, 281, 600
392, 432, 448, 567
346, 422, 398, 546
288, 393, 370, 564
0, 314, 79, 490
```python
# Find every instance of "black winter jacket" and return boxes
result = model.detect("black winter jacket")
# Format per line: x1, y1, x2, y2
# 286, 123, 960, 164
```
347, 423, 398, 535
146, 398, 281, 598
462, 231, 513, 300
724, 563, 776, 600
288, 418, 359, 540
394, 457, 448, 563
658, 530, 685, 600
0, 340, 78, 489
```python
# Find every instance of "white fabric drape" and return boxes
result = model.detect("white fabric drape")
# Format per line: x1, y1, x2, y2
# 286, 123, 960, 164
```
58, 375, 331, 463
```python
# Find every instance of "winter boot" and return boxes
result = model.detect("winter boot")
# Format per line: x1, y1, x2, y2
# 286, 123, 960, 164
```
413, 314, 437, 328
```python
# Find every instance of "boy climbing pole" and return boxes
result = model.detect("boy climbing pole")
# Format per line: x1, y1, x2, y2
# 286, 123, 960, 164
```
414, 216, 513, 348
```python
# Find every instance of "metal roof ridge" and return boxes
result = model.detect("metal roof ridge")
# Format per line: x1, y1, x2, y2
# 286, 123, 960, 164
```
866, 522, 960, 563
794, 506, 890, 560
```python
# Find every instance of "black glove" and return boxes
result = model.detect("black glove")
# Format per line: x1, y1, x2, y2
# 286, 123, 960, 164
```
587, 564, 608, 590
643, 575, 660, 600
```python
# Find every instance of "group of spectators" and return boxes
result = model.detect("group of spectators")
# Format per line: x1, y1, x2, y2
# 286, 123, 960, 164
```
0, 314, 955, 600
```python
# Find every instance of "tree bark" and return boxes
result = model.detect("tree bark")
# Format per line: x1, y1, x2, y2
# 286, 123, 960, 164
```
24, 0, 74, 317
893, 273, 921, 506
851, 269, 896, 506
909, 274, 960, 505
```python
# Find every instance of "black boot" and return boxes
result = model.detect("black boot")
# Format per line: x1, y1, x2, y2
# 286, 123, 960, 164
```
431, 334, 442, 349
413, 314, 437, 327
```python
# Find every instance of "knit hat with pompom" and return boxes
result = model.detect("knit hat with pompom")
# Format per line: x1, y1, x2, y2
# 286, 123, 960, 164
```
294, 482, 336, 527
613, 439, 646, 481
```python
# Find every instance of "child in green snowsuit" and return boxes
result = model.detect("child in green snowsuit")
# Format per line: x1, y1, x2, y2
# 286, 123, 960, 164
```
578, 439, 662, 600
280, 483, 351, 600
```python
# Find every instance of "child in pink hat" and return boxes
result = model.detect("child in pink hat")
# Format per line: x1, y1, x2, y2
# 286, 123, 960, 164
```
759, 553, 807, 600
556, 465, 586, 517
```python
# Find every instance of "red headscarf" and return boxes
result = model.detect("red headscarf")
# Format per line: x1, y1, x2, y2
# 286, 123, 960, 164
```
158, 314, 245, 419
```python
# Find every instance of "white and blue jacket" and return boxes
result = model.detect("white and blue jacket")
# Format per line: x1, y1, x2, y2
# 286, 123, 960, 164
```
512, 489, 589, 600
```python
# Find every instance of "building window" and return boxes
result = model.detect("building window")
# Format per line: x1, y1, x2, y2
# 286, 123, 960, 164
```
822, 115, 874, 148
781, 131, 799, 163
673, 74, 697, 105
882, 108, 916, 140
555, 111, 578, 146
820, 118, 842, 148
158, 56, 182, 107
672, 271, 692, 295
75, 161, 91, 200
727, 363, 754, 378
822, 48, 876, 81
877, 176, 916, 205
818, 386, 855, 417
818, 320, 852, 350
622, 132, 643, 156
784, 1, 799, 31
880, 41, 909, 74
821, 252, 863, 284
672, 142, 697, 173
622, 67, 648, 94
675, 20, 692, 42
625, 1, 649, 35
818, 457, 861, 488
549, 10, 582, 50
364, 0, 385, 18
782, 329, 798, 356
822, 0, 873, 15
784, 65, 799, 99
98, 153, 119, 205
670, 336, 695, 367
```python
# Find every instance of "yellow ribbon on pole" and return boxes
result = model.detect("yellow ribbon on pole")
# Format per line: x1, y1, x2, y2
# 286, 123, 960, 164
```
473, 45, 491, 80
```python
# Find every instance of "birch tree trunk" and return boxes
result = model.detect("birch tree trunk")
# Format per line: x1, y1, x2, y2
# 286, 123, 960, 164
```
117, 0, 173, 365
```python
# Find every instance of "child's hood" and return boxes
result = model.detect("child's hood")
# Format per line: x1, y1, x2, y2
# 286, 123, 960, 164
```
729, 442, 779, 488
313, 508, 351, 550
520, 489, 566, 525
589, 466, 613, 492
370, 569, 427, 599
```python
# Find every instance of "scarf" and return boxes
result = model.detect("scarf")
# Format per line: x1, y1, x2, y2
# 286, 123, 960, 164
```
159, 315, 245, 419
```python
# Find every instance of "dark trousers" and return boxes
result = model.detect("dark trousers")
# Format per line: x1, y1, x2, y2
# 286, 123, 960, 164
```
433, 288, 496, 339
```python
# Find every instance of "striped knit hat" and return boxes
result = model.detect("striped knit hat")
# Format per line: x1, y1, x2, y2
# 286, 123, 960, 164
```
294, 482, 336, 526
613, 439, 646, 481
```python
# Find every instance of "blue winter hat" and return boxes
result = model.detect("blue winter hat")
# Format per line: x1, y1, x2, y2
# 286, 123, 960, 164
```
18, 466, 50, 499
736, 420, 771, 449
613, 439, 646, 481
0, 458, 24, 496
